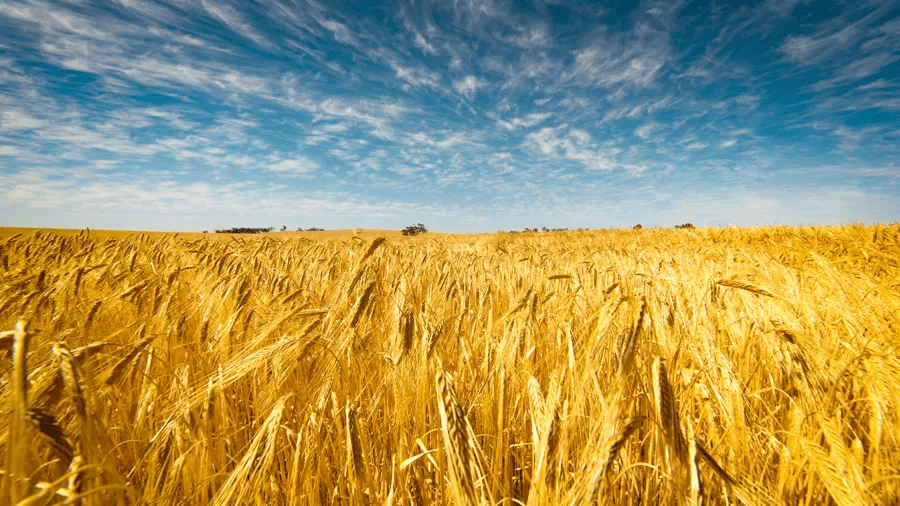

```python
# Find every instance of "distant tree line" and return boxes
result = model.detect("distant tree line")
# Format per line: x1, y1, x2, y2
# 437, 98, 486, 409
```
497, 224, 700, 233
509, 227, 571, 233
204, 226, 327, 234
402, 223, 428, 236
205, 222, 698, 236
214, 227, 275, 234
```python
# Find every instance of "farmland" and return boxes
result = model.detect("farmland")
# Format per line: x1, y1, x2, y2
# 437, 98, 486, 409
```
2, 224, 899, 505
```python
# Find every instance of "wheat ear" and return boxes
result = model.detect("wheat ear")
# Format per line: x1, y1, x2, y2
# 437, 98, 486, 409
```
652, 356, 689, 494
436, 368, 487, 506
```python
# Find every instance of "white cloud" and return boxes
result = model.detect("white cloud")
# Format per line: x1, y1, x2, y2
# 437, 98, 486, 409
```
496, 112, 552, 130
562, 146, 616, 171
780, 22, 862, 66
567, 26, 670, 89
0, 168, 450, 231
320, 19, 357, 46
453, 75, 486, 99
1, 111, 44, 130
450, 0, 504, 29
267, 157, 320, 175
3, 1, 114, 41
33, 122, 161, 156
393, 64, 443, 91
2, 1, 283, 107
634, 123, 658, 139
526, 127, 563, 155
524, 127, 643, 173
569, 129, 591, 145
301, 96, 412, 139
504, 24, 552, 48
413, 32, 437, 55
200, 0, 269, 47
782, 37, 843, 67
406, 132, 471, 150
811, 52, 899, 91
832, 125, 883, 151
0, 145, 24, 156
857, 79, 895, 91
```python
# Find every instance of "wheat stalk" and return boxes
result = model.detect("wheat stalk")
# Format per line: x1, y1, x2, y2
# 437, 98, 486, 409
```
53, 342, 87, 420
602, 415, 644, 476
400, 306, 415, 358
344, 400, 369, 502
716, 279, 778, 298
617, 299, 646, 376
362, 237, 387, 262
6, 319, 30, 503
801, 418, 873, 506
83, 300, 102, 331
525, 373, 559, 496
62, 454, 85, 506
103, 332, 154, 386
652, 356, 689, 496
436, 368, 488, 506
211, 396, 289, 505
350, 280, 377, 328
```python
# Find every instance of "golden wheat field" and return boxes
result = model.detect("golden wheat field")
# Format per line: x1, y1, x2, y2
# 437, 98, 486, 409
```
1, 224, 899, 505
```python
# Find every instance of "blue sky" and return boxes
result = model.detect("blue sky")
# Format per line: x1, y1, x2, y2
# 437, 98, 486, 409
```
1, 0, 898, 232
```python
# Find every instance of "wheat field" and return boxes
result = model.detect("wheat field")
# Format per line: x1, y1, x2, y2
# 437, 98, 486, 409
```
1, 224, 899, 505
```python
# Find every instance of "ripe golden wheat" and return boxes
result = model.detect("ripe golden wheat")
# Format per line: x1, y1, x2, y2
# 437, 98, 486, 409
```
1, 224, 899, 504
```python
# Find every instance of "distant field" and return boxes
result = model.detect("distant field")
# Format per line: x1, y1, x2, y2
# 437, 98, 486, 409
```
1, 224, 899, 505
